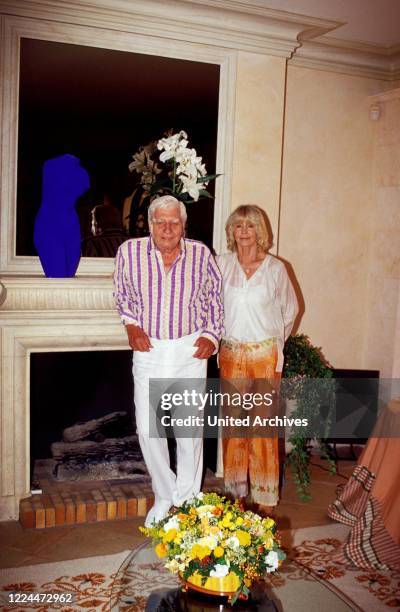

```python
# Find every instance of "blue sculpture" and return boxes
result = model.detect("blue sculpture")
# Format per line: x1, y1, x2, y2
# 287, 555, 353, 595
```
34, 154, 90, 277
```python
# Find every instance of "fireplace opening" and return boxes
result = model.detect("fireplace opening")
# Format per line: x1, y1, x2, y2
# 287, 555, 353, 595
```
30, 350, 149, 486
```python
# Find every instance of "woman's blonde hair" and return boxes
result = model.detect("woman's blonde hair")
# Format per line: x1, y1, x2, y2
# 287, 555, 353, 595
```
225, 205, 271, 252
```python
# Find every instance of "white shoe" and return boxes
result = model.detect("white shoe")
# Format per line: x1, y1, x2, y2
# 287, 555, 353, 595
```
172, 491, 196, 507
144, 499, 171, 528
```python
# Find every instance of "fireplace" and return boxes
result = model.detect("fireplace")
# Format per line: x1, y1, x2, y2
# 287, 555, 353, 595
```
30, 350, 147, 485
0, 276, 136, 520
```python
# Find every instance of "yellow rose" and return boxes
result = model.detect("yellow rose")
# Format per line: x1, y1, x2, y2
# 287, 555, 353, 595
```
235, 530, 251, 547
213, 546, 224, 558
263, 530, 274, 548
155, 543, 167, 558
264, 518, 275, 530
235, 516, 244, 526
163, 528, 177, 543
191, 544, 211, 560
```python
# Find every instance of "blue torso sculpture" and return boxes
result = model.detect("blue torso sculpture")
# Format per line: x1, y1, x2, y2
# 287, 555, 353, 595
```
34, 154, 90, 277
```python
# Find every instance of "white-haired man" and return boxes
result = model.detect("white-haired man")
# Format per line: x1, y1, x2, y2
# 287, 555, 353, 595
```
114, 195, 223, 526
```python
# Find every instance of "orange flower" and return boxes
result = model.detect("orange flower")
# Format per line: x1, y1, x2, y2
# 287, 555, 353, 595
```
155, 543, 167, 558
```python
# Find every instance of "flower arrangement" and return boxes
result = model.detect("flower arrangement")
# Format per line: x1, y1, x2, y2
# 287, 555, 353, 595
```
140, 492, 285, 603
129, 130, 218, 203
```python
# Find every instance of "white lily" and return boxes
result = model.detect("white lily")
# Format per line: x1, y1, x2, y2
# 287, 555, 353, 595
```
180, 177, 201, 201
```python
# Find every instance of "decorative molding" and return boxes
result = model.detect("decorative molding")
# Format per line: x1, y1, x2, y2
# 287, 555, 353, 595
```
0, 12, 237, 274
0, 277, 117, 312
0, 0, 341, 58
290, 38, 400, 81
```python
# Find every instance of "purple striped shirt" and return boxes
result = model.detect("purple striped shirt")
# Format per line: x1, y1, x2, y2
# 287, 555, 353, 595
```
113, 236, 223, 348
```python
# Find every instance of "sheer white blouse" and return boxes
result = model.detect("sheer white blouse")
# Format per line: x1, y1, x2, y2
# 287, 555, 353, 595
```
216, 252, 298, 371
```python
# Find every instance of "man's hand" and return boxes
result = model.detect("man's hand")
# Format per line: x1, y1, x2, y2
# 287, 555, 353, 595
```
126, 324, 153, 352
193, 337, 215, 359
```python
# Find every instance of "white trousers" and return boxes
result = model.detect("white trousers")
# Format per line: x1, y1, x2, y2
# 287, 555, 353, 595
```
133, 332, 207, 506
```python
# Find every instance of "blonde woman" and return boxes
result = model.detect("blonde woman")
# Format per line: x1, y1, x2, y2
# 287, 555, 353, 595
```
217, 205, 298, 512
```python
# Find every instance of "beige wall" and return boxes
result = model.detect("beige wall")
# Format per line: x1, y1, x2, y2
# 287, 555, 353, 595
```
279, 65, 386, 370
231, 52, 287, 246
365, 95, 400, 377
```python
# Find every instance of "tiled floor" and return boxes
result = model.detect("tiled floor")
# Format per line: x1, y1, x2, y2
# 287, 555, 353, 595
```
0, 455, 357, 569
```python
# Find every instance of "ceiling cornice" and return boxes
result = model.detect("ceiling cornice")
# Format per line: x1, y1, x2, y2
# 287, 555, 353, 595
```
0, 0, 397, 79
0, 0, 342, 58
290, 37, 400, 81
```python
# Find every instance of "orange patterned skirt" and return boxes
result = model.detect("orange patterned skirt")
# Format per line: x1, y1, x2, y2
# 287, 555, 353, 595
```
219, 338, 281, 506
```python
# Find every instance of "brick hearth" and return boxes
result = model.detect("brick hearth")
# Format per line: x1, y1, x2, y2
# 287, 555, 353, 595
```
19, 479, 154, 529
19, 471, 224, 529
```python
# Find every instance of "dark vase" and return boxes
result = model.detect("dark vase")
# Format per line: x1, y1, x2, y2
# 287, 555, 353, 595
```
34, 154, 90, 277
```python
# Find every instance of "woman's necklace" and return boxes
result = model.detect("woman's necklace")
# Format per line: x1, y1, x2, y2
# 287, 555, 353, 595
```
239, 258, 261, 276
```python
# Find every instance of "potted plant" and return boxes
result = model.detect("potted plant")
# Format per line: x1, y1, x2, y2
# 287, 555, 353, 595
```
282, 334, 336, 500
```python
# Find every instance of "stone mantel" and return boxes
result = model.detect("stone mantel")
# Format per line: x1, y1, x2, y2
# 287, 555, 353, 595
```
0, 276, 117, 313
0, 275, 129, 521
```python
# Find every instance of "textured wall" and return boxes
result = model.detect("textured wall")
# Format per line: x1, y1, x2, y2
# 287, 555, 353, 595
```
231, 52, 286, 249
365, 96, 400, 377
278, 65, 385, 369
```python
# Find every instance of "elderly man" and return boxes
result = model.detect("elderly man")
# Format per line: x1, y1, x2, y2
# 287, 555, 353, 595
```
114, 195, 223, 526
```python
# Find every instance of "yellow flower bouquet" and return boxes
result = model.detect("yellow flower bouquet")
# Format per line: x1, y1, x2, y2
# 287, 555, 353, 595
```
140, 492, 285, 602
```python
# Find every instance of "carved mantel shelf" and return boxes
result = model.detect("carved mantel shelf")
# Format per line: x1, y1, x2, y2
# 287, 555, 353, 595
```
0, 276, 117, 314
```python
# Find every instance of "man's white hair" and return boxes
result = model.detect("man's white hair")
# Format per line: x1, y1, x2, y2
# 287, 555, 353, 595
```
148, 195, 187, 226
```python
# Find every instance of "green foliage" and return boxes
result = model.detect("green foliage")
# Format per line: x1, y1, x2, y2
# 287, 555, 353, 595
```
283, 333, 332, 379
283, 334, 336, 501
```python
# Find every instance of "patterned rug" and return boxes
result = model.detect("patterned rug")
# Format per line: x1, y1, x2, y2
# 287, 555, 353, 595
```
0, 524, 398, 611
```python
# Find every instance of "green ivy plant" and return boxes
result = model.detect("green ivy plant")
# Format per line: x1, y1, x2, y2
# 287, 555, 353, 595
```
282, 334, 336, 501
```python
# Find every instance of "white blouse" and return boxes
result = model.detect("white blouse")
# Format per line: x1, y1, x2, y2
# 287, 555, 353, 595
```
216, 252, 298, 371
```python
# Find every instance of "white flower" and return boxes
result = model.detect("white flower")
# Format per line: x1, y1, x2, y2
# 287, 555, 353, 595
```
157, 131, 188, 162
225, 536, 240, 550
265, 550, 279, 573
163, 515, 180, 532
196, 492, 204, 500
165, 559, 180, 573
210, 564, 229, 578
180, 176, 201, 201
197, 535, 218, 550
130, 131, 214, 203
196, 504, 215, 518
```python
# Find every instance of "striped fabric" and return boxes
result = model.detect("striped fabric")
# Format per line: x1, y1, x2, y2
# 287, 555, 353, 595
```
113, 236, 223, 347
328, 465, 400, 571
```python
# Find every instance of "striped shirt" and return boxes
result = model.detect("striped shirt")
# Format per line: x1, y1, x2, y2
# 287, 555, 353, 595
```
113, 236, 223, 348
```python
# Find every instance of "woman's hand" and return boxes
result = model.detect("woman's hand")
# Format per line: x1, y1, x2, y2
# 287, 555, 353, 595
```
193, 337, 215, 359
